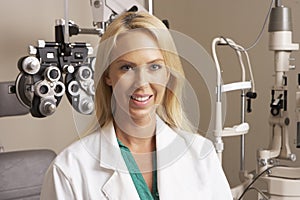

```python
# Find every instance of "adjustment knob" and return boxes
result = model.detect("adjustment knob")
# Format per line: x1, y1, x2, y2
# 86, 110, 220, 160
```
39, 99, 56, 116
22, 56, 40, 74
44, 102, 56, 115
79, 98, 94, 114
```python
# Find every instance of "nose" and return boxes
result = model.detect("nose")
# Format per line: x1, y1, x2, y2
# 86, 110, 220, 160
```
133, 67, 149, 88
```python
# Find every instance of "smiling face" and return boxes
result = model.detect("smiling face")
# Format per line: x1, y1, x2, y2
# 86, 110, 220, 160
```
105, 30, 169, 124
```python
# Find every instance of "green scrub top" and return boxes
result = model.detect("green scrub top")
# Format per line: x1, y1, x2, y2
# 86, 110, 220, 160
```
117, 139, 159, 200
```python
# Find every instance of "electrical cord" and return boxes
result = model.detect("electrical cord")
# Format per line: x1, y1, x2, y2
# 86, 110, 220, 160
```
222, 0, 275, 52
215, 0, 275, 92
237, 165, 286, 200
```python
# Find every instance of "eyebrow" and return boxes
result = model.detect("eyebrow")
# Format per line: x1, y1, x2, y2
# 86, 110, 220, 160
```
115, 58, 165, 65
147, 58, 165, 64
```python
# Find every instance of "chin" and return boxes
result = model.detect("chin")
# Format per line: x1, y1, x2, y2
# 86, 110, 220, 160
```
129, 108, 156, 121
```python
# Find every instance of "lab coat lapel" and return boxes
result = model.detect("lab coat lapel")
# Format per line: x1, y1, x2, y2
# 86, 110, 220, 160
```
99, 122, 140, 199
155, 116, 195, 170
101, 171, 140, 200
155, 117, 197, 199
99, 122, 124, 170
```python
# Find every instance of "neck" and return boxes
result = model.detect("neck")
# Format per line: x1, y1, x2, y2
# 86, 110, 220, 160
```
113, 116, 156, 153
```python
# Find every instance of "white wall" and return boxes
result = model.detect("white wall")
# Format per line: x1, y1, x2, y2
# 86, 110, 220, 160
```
1, 0, 300, 199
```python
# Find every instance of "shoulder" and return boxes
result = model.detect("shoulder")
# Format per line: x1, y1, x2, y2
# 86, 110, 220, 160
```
41, 131, 108, 199
176, 129, 216, 160
156, 116, 216, 160
52, 131, 101, 172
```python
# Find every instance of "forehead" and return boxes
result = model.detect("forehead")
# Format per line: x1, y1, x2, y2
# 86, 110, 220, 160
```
112, 48, 164, 66
110, 29, 161, 62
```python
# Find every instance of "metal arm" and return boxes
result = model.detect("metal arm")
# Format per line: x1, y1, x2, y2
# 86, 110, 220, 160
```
90, 0, 148, 30
257, 0, 299, 171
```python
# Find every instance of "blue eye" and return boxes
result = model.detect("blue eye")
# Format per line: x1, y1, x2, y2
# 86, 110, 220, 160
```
149, 64, 162, 71
120, 64, 134, 71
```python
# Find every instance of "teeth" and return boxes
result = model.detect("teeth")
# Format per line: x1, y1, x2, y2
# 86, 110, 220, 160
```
131, 95, 151, 102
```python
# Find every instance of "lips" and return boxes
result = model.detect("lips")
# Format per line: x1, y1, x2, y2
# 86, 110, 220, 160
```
130, 94, 153, 103
130, 94, 153, 107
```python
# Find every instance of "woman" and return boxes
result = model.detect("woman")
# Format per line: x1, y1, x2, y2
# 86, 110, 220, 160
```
41, 11, 232, 200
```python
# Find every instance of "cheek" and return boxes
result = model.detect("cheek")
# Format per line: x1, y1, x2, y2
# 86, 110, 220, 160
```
149, 70, 169, 86
110, 73, 132, 88
111, 76, 134, 100
153, 84, 167, 103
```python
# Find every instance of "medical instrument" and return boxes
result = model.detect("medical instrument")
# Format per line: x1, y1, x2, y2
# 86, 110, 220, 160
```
212, 36, 256, 199
90, 0, 149, 29
0, 0, 151, 118
212, 36, 256, 164
212, 0, 300, 199
15, 22, 95, 118
0, 81, 29, 117
255, 0, 300, 199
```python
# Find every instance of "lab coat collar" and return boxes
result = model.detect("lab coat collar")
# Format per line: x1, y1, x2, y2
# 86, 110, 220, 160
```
99, 116, 197, 199
99, 121, 124, 170
98, 115, 195, 170
99, 122, 140, 199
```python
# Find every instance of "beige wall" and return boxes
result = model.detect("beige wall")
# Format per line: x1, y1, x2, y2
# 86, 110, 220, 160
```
0, 0, 99, 153
154, 0, 300, 193
1, 0, 300, 199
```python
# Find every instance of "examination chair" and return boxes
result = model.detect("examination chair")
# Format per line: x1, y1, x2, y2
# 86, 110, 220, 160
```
0, 149, 56, 200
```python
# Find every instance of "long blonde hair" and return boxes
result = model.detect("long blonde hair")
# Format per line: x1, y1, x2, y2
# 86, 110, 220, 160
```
93, 11, 193, 132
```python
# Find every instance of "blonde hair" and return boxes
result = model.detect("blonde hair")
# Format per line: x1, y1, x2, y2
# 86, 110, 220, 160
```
93, 11, 193, 132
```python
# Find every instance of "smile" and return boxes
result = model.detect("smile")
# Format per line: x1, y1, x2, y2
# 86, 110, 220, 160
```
130, 94, 153, 102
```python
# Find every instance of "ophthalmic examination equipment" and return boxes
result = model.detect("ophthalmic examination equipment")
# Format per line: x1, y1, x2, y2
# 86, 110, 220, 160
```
212, 0, 300, 199
2, 0, 300, 199
0, 0, 150, 118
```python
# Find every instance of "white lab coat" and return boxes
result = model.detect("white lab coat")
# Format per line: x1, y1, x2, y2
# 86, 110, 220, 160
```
41, 117, 232, 200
